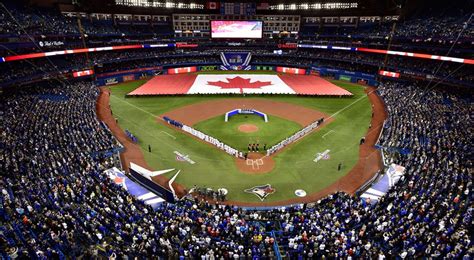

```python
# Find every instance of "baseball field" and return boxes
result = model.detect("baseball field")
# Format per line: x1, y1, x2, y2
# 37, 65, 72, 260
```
103, 71, 383, 205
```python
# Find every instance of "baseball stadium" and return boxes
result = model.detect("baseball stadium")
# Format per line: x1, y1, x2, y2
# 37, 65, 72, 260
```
1, 0, 473, 258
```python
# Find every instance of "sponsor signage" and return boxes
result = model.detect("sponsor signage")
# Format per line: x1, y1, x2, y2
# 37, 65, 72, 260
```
123, 75, 135, 82
339, 75, 352, 81
167, 66, 197, 74
72, 69, 94, 78
176, 42, 199, 48
39, 41, 64, 47
277, 43, 298, 49
379, 70, 400, 78
276, 66, 306, 74
105, 77, 118, 85
295, 189, 307, 197
199, 65, 218, 71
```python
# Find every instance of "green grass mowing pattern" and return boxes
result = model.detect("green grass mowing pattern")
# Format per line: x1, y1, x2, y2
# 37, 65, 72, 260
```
193, 114, 302, 153
108, 77, 372, 203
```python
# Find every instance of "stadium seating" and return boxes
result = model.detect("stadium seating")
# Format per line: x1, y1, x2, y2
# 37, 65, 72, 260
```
1, 77, 472, 258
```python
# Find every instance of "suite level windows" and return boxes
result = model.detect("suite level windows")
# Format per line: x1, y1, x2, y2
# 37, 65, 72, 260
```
270, 2, 358, 10
115, 0, 204, 9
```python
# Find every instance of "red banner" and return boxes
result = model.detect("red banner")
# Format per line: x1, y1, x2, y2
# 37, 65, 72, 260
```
206, 2, 220, 9
276, 67, 306, 74
73, 69, 94, 77
167, 66, 197, 74
176, 43, 199, 48
277, 43, 298, 49
379, 70, 400, 78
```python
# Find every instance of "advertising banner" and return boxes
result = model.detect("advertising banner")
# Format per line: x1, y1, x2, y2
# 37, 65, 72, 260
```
167, 66, 198, 74
72, 69, 94, 78
379, 70, 400, 78
276, 66, 306, 74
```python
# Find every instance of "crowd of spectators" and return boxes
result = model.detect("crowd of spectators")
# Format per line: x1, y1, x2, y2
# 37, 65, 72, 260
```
1, 77, 472, 258
391, 15, 473, 39
302, 14, 473, 41
0, 7, 77, 36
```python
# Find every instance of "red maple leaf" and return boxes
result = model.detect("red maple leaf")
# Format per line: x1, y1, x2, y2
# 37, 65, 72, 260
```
263, 187, 275, 194
207, 76, 272, 94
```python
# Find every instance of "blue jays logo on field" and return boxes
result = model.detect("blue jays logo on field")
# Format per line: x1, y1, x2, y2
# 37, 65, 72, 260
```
244, 184, 276, 201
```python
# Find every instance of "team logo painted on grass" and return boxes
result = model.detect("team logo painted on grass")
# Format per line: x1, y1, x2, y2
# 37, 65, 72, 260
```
295, 189, 307, 197
244, 184, 275, 201
313, 149, 331, 163
174, 151, 196, 164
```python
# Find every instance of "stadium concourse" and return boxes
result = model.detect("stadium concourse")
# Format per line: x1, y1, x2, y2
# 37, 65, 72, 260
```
1, 0, 473, 259
127, 74, 352, 96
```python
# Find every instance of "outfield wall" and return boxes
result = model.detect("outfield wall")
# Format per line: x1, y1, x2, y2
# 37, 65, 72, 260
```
95, 63, 379, 88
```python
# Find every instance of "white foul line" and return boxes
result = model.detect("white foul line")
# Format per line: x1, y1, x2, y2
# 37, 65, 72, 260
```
328, 89, 373, 119
161, 131, 176, 139
110, 95, 157, 117
322, 130, 335, 138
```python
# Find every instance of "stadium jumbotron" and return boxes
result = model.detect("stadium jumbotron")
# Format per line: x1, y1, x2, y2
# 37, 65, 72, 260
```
1, 0, 473, 258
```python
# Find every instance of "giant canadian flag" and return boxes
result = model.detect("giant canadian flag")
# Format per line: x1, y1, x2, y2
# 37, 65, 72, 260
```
187, 74, 296, 94
127, 73, 353, 96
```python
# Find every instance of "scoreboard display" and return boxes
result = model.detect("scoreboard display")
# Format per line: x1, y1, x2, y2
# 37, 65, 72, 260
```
211, 20, 263, 39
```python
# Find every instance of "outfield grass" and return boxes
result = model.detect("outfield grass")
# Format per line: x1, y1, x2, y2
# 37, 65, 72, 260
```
108, 74, 372, 203
193, 113, 302, 152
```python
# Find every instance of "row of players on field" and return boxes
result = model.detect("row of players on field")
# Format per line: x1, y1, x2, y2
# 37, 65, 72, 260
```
165, 115, 324, 159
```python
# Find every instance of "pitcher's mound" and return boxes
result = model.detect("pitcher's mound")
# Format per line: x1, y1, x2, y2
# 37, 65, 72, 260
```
238, 124, 259, 133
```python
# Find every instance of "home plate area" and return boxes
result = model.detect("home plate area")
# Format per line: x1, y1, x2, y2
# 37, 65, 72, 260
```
246, 158, 264, 169
128, 74, 352, 96
235, 153, 275, 174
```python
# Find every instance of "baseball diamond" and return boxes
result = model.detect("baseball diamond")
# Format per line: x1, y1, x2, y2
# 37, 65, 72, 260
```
104, 73, 381, 205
